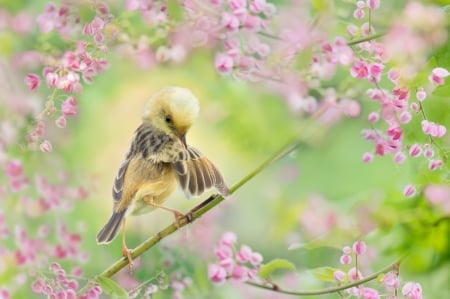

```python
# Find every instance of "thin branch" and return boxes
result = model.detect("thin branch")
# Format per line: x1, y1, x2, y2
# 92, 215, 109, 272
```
245, 256, 406, 296
346, 31, 386, 46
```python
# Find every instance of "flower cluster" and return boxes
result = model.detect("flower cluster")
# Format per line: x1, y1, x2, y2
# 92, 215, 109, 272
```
333, 241, 423, 299
208, 232, 263, 284
32, 263, 102, 299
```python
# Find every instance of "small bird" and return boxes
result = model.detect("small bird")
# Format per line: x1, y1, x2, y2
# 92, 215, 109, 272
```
96, 87, 229, 265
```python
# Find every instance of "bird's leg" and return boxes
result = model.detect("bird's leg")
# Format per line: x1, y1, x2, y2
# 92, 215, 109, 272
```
121, 218, 134, 271
143, 195, 184, 227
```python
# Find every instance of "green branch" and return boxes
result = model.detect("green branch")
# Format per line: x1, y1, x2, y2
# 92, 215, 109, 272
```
347, 31, 386, 46
245, 256, 406, 296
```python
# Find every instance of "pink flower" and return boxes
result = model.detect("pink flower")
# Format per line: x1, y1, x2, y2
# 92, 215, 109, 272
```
429, 67, 449, 85
366, 0, 380, 10
25, 73, 40, 91
403, 184, 416, 198
61, 96, 77, 116
55, 116, 67, 129
230, 265, 248, 282
382, 272, 400, 289
340, 254, 351, 265
215, 53, 234, 75
352, 241, 366, 255
399, 111, 412, 124
367, 112, 379, 123
428, 159, 443, 171
236, 245, 252, 263
125, 0, 141, 11
6, 160, 23, 177
402, 282, 422, 299
353, 8, 365, 19
361, 287, 379, 299
40, 140, 53, 153
394, 151, 406, 164
416, 87, 427, 101
221, 13, 240, 32
350, 61, 369, 79
348, 267, 362, 281
388, 69, 399, 83
220, 231, 237, 246
333, 270, 346, 282
249, 252, 263, 266
342, 246, 352, 254
215, 244, 233, 261
409, 144, 422, 157
208, 264, 227, 284
368, 62, 384, 83
421, 120, 446, 137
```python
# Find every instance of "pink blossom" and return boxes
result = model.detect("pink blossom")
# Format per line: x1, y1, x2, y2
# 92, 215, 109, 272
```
215, 53, 234, 74
236, 245, 252, 263
382, 272, 400, 289
220, 231, 237, 246
424, 184, 450, 214
36, 3, 58, 33
342, 246, 352, 254
340, 254, 351, 265
25, 73, 40, 91
429, 67, 449, 85
214, 244, 233, 260
428, 159, 443, 171
55, 116, 67, 129
0, 288, 10, 299
421, 120, 446, 138
333, 270, 346, 282
394, 151, 406, 164
368, 62, 384, 83
249, 252, 263, 266
403, 184, 416, 198
388, 69, 399, 83
348, 267, 362, 281
350, 61, 369, 79
208, 264, 227, 284
61, 96, 77, 116
361, 287, 379, 299
353, 8, 365, 19
423, 144, 434, 158
367, 112, 379, 123
249, 0, 266, 13
231, 265, 248, 282
352, 240, 366, 255
399, 111, 412, 124
416, 87, 427, 101
402, 282, 422, 299
6, 160, 23, 177
409, 144, 422, 157
366, 0, 380, 10
221, 13, 240, 32
125, 0, 141, 11
347, 24, 358, 36
40, 140, 53, 153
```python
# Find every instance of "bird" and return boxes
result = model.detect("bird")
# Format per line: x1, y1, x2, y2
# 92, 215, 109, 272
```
96, 86, 229, 266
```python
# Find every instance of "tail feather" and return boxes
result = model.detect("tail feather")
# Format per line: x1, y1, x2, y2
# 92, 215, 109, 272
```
96, 209, 127, 244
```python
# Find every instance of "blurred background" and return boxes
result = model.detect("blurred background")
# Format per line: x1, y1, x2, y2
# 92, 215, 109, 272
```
0, 0, 449, 298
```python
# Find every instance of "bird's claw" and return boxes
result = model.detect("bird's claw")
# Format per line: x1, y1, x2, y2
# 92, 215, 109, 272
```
122, 247, 134, 272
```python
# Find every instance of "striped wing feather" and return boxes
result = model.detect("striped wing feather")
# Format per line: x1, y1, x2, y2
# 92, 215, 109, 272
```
173, 146, 229, 197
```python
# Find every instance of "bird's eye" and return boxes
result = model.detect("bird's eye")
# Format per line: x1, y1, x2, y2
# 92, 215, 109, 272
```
165, 115, 172, 123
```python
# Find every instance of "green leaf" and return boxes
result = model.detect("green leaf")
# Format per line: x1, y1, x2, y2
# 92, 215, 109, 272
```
311, 267, 339, 282
96, 276, 129, 299
258, 259, 296, 279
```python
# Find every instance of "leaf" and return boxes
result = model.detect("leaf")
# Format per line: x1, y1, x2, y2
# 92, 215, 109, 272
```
311, 267, 339, 282
258, 259, 296, 279
96, 276, 129, 299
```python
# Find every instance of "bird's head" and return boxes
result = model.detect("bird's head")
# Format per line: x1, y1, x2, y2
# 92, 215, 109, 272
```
142, 87, 200, 147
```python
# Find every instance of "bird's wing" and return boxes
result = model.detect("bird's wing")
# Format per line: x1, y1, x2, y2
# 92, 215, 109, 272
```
172, 146, 229, 197
112, 151, 132, 205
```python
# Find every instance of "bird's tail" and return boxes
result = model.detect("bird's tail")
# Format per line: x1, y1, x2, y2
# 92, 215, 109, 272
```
96, 209, 127, 244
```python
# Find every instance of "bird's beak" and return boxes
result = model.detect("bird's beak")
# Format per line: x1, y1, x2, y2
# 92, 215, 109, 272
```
179, 134, 187, 149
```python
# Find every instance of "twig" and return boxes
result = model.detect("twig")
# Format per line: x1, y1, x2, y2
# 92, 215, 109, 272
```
346, 31, 386, 46
245, 256, 406, 296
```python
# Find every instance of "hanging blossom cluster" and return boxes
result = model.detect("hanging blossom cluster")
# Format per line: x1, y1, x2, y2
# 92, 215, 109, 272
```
16, 1, 112, 151
333, 241, 423, 299
208, 232, 263, 284
350, 1, 449, 197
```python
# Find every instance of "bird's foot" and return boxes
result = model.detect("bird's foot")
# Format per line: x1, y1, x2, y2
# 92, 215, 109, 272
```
122, 246, 134, 272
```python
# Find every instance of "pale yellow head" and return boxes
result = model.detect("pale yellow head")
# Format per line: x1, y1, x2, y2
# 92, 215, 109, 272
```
142, 87, 200, 140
